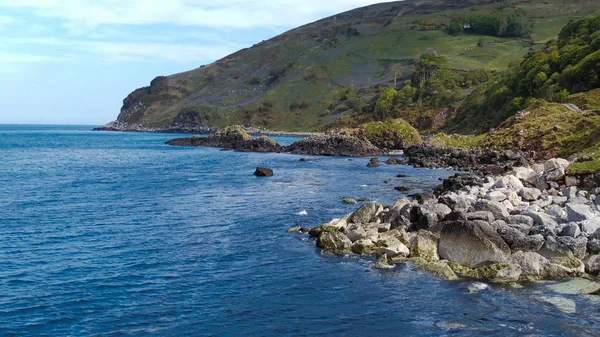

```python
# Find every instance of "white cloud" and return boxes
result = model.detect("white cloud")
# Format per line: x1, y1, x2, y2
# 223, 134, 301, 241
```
2, 37, 241, 63
0, 0, 387, 32
0, 0, 391, 64
0, 14, 15, 26
80, 41, 240, 63
0, 52, 71, 63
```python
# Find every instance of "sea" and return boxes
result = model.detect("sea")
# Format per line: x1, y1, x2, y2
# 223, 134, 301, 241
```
0, 124, 599, 336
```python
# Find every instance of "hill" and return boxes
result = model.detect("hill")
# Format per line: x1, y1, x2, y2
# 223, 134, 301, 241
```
104, 0, 600, 132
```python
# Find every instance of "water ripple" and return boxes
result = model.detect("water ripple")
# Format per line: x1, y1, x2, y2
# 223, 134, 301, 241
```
0, 125, 598, 336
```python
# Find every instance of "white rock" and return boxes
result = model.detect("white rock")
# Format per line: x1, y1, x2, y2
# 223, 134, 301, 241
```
519, 187, 542, 201
486, 191, 507, 202
505, 191, 521, 206
544, 158, 570, 171
566, 203, 595, 222
512, 167, 538, 185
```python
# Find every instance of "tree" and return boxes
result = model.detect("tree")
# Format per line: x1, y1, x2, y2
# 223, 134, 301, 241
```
447, 20, 464, 35
374, 88, 398, 120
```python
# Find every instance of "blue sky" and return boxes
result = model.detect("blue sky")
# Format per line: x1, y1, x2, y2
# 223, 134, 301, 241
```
0, 0, 385, 125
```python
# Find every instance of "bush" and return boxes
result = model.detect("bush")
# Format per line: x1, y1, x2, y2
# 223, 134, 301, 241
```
359, 119, 423, 150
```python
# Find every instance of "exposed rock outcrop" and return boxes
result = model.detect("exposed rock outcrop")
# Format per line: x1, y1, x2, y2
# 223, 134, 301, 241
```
286, 131, 384, 157
166, 125, 284, 152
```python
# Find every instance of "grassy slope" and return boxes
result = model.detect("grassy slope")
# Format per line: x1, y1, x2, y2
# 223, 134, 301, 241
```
117, 0, 600, 131
436, 90, 600, 174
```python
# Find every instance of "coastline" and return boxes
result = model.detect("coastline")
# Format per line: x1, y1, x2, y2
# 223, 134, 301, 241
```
92, 121, 322, 138
296, 157, 600, 289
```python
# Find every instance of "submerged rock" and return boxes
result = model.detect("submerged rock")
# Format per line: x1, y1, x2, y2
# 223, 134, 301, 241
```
254, 167, 274, 177
546, 278, 600, 295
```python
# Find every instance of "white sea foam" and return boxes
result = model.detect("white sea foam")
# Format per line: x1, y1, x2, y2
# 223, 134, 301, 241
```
296, 210, 308, 215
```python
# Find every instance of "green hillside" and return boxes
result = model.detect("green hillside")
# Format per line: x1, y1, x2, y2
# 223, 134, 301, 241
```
111, 0, 600, 132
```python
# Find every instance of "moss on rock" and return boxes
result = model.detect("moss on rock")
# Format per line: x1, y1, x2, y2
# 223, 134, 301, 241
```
357, 119, 422, 150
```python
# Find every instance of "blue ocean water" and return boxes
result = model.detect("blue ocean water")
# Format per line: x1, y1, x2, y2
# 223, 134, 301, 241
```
0, 125, 599, 336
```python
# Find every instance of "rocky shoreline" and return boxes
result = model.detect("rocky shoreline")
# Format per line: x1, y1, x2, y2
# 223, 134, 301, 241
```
166, 126, 383, 157
92, 120, 218, 134
292, 158, 600, 290
93, 121, 323, 137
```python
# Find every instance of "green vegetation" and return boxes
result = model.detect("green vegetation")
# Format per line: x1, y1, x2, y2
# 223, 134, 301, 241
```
113, 0, 600, 131
448, 8, 533, 37
451, 15, 600, 133
358, 119, 423, 149
481, 100, 600, 159
430, 133, 486, 148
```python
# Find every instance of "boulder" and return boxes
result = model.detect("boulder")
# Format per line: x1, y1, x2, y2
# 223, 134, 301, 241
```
580, 219, 600, 236
466, 211, 495, 222
565, 203, 595, 222
342, 198, 357, 205
546, 205, 567, 221
472, 264, 522, 283
376, 238, 410, 258
439, 220, 510, 268
473, 200, 509, 220
519, 187, 542, 202
505, 191, 522, 206
351, 239, 376, 254
367, 157, 380, 168
511, 234, 545, 252
494, 176, 524, 190
538, 236, 575, 259
507, 223, 534, 236
493, 223, 526, 247
563, 187, 578, 199
254, 167, 274, 176
411, 203, 452, 231
545, 158, 570, 171
553, 196, 568, 205
438, 192, 475, 211
409, 230, 439, 262
379, 229, 410, 245
549, 256, 585, 275
565, 176, 578, 187
556, 236, 588, 259
546, 168, 566, 181
392, 198, 411, 209
486, 191, 507, 202
505, 214, 534, 228
394, 186, 413, 192
349, 202, 381, 224
345, 224, 369, 242
308, 218, 348, 237
560, 223, 581, 238
508, 251, 550, 277
450, 262, 522, 283
520, 210, 559, 228
316, 232, 352, 253
583, 254, 600, 275
512, 167, 538, 185
410, 258, 458, 280
588, 238, 600, 255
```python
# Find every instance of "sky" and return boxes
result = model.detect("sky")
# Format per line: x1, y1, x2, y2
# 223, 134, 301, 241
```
0, 0, 387, 125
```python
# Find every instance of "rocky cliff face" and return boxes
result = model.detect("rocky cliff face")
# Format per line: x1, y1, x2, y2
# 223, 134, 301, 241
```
118, 76, 176, 125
